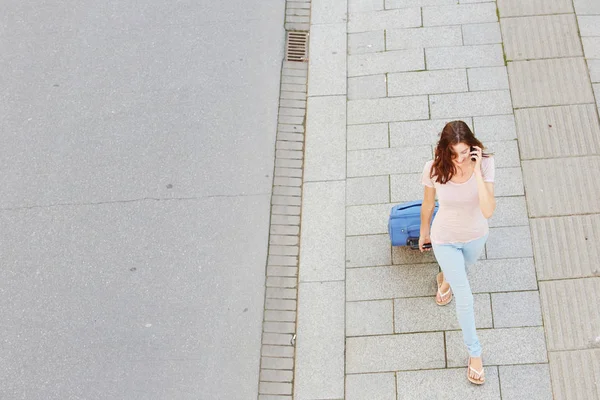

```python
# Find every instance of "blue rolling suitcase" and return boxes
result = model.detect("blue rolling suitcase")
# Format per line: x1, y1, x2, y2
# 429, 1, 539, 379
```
388, 200, 439, 249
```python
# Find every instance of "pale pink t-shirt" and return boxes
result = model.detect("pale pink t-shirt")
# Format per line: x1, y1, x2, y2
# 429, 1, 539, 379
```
421, 157, 495, 244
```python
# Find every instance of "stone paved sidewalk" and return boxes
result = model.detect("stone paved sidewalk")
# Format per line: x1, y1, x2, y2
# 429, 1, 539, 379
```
290, 0, 600, 399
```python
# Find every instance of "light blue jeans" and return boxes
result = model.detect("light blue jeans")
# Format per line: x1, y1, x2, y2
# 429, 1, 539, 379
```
432, 233, 488, 357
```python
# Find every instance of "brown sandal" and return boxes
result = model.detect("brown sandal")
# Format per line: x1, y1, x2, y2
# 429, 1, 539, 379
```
435, 272, 452, 306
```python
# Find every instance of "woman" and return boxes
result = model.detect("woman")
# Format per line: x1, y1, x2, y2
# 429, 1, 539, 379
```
418, 120, 495, 385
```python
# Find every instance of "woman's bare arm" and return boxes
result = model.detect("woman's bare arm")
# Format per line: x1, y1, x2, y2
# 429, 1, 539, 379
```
475, 175, 495, 218
472, 147, 496, 219
419, 186, 436, 251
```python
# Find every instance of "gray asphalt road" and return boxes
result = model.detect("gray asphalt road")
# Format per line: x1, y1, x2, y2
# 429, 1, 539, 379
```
1, 1, 284, 399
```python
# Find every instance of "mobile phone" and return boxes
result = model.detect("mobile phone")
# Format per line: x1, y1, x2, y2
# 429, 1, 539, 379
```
423, 243, 432, 249
470, 146, 477, 162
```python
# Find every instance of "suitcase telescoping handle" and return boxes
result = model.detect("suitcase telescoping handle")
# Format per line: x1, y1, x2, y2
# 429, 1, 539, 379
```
406, 237, 420, 249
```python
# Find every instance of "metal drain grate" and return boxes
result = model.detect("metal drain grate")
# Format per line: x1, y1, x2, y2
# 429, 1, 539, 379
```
285, 31, 309, 62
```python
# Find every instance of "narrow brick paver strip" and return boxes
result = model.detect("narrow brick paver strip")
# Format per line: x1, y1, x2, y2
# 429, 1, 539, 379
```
257, 4, 311, 399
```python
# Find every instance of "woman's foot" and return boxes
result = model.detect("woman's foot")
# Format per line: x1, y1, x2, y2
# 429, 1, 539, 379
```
436, 272, 452, 306
467, 356, 485, 385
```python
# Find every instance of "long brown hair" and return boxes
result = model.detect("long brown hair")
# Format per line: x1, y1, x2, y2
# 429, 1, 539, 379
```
431, 120, 489, 184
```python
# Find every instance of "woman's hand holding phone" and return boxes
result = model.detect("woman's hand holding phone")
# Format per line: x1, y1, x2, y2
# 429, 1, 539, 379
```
470, 145, 483, 170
